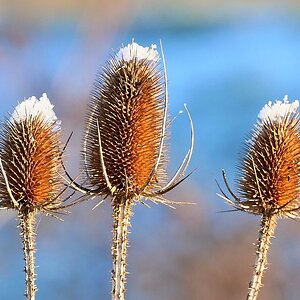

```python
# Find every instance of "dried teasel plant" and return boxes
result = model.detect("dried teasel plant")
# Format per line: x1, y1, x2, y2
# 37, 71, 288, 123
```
0, 94, 68, 300
218, 96, 300, 300
65, 41, 194, 300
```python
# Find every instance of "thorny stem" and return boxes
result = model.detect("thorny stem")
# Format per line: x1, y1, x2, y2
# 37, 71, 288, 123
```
111, 199, 132, 300
247, 214, 277, 300
18, 209, 37, 300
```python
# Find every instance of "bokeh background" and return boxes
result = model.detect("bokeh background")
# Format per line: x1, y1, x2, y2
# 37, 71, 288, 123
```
1, 0, 300, 299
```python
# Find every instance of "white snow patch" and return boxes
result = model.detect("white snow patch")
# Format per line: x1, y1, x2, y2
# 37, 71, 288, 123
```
10, 93, 61, 131
258, 95, 299, 121
246, 96, 299, 146
115, 42, 159, 62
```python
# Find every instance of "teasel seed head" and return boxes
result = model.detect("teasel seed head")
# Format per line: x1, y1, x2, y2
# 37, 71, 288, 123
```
80, 41, 193, 205
82, 42, 166, 201
0, 93, 63, 213
220, 96, 300, 218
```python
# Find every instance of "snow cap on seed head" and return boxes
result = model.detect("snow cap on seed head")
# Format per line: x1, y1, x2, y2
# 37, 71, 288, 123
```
10, 93, 61, 131
115, 42, 159, 62
258, 95, 299, 121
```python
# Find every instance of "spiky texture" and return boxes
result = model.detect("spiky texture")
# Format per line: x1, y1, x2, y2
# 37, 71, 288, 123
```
0, 115, 62, 212
237, 112, 300, 217
83, 55, 167, 201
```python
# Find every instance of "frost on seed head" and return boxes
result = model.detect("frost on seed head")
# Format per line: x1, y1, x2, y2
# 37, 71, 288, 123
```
115, 42, 159, 62
10, 93, 61, 131
258, 95, 299, 121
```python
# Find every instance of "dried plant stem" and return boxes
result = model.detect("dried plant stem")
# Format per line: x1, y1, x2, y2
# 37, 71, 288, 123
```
247, 214, 277, 300
18, 209, 37, 300
111, 199, 132, 300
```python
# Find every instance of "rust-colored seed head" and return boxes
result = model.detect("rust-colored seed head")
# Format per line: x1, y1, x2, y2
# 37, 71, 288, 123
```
0, 94, 62, 211
83, 42, 167, 201
236, 98, 300, 217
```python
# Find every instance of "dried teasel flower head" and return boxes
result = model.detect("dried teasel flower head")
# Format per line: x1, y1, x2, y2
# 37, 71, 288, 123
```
219, 96, 300, 218
0, 93, 63, 213
79, 41, 193, 205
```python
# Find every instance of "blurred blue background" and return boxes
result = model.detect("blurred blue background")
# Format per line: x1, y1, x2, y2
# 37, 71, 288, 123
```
1, 1, 300, 299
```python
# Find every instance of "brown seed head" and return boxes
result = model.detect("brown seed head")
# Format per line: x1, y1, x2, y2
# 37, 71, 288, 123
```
83, 42, 168, 201
236, 98, 300, 217
0, 94, 63, 212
